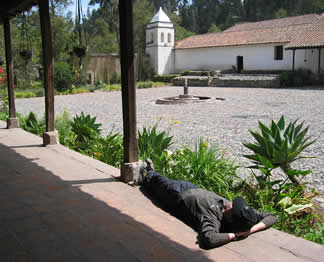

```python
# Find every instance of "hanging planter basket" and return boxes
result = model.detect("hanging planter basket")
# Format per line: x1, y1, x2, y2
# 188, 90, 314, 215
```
73, 46, 88, 58
19, 50, 33, 61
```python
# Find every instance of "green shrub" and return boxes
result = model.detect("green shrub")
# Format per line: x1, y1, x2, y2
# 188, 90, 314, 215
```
243, 115, 316, 185
70, 113, 102, 150
19, 112, 45, 136
54, 62, 75, 91
171, 139, 238, 199
181, 70, 191, 76
153, 75, 178, 83
240, 116, 323, 244
0, 90, 8, 120
95, 80, 108, 90
136, 81, 153, 89
70, 87, 89, 94
280, 69, 315, 87
280, 71, 295, 87
201, 71, 210, 76
95, 133, 124, 168
55, 110, 74, 145
35, 89, 44, 97
15, 92, 36, 98
110, 72, 121, 84
30, 81, 43, 89
138, 123, 173, 160
137, 54, 155, 81
109, 84, 121, 91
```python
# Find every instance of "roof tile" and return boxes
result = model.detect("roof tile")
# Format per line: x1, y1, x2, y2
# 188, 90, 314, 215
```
176, 14, 320, 49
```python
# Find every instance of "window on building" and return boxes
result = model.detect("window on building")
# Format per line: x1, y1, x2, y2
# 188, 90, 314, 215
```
151, 32, 154, 44
161, 32, 164, 43
274, 45, 283, 60
168, 33, 171, 43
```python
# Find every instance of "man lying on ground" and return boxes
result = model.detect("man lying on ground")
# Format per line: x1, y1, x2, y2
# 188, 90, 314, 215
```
137, 159, 277, 249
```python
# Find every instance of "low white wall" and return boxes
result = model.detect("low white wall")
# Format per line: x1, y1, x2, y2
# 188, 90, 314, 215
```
174, 44, 321, 74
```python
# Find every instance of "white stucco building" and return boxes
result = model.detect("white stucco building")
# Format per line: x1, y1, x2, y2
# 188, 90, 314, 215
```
146, 9, 324, 75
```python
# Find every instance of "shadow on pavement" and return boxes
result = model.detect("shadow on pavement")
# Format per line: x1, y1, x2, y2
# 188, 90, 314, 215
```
0, 142, 213, 262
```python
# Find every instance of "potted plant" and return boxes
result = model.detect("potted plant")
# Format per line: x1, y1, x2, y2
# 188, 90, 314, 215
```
73, 45, 88, 58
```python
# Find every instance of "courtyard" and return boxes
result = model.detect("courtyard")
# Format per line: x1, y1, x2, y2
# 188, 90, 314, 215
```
16, 86, 324, 194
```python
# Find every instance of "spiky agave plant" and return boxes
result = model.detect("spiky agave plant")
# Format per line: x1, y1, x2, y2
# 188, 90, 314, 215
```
243, 116, 316, 185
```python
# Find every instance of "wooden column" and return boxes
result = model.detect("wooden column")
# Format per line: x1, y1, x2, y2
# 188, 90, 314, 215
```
318, 48, 322, 74
292, 49, 296, 72
3, 17, 18, 128
119, 0, 138, 163
39, 0, 55, 132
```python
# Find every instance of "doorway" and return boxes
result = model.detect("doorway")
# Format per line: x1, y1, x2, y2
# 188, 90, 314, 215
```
237, 56, 243, 73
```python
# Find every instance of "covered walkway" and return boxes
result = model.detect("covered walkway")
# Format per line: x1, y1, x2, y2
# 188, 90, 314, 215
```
1, 121, 323, 262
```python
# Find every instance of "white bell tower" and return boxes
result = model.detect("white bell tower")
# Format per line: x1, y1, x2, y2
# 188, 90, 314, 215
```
146, 7, 174, 75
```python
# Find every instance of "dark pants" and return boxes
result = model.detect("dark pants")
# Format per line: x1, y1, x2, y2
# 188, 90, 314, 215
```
143, 170, 198, 210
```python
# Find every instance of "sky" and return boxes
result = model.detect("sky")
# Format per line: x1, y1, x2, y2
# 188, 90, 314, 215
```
66, 0, 98, 18
66, 0, 193, 18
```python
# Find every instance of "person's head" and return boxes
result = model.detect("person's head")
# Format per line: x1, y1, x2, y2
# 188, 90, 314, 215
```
231, 196, 258, 232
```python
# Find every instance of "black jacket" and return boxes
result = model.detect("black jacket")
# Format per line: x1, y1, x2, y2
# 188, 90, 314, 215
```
178, 188, 278, 248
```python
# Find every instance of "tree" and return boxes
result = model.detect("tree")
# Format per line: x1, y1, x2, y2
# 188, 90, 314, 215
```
274, 8, 288, 19
89, 0, 120, 46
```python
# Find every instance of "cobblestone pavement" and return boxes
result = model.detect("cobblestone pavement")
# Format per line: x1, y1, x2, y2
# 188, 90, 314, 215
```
16, 86, 324, 197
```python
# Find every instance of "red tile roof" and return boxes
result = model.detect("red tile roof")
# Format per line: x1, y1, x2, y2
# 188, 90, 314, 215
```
175, 14, 320, 49
286, 14, 324, 49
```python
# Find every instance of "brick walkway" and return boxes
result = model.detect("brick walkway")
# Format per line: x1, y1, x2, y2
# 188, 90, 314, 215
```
1, 121, 323, 261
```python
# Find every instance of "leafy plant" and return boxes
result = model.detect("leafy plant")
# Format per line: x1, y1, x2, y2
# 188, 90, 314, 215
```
110, 72, 121, 84
181, 70, 191, 76
55, 110, 74, 145
153, 74, 178, 83
54, 62, 75, 91
201, 71, 210, 76
138, 123, 173, 161
95, 133, 124, 168
19, 112, 45, 136
0, 90, 8, 120
171, 139, 238, 199
70, 113, 102, 149
136, 81, 153, 89
95, 80, 107, 90
243, 115, 316, 185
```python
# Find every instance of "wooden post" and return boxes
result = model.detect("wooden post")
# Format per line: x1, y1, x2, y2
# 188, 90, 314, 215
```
318, 48, 322, 74
39, 0, 58, 145
292, 49, 296, 72
39, 0, 55, 132
119, 0, 138, 164
3, 17, 19, 128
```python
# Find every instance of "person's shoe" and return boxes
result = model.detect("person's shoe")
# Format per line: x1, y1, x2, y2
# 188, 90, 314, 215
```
137, 158, 154, 185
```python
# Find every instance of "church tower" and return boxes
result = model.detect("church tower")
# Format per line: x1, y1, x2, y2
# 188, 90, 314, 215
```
146, 7, 174, 75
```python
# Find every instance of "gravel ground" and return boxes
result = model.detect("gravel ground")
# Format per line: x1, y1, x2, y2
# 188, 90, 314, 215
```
15, 86, 324, 198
